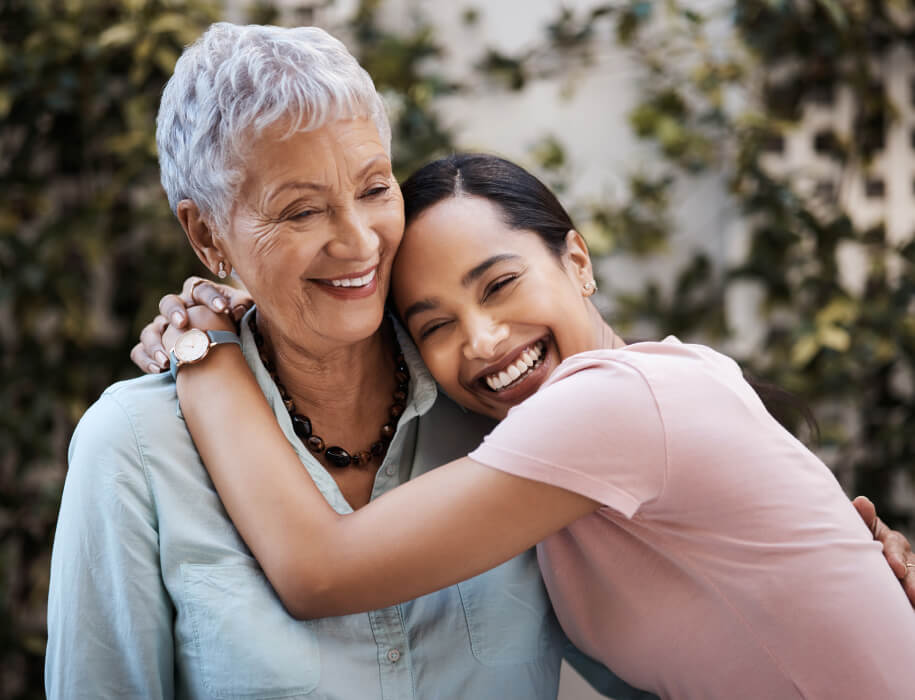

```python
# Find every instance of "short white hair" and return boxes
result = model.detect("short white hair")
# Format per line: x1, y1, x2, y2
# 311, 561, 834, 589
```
156, 23, 391, 230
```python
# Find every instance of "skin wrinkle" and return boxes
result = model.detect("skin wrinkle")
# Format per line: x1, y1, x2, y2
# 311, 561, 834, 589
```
206, 119, 404, 483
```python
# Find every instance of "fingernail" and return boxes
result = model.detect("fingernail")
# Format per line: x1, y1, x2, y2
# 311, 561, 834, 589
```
155, 351, 169, 366
148, 363, 160, 374
213, 297, 227, 312
172, 311, 184, 326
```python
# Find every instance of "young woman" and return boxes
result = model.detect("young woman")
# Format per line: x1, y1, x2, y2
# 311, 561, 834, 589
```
153, 154, 915, 699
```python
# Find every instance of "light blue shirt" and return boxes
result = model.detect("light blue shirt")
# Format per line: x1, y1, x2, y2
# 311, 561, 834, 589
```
46, 312, 651, 700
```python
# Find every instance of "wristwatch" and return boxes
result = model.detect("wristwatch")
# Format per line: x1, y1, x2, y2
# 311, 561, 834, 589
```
169, 329, 241, 380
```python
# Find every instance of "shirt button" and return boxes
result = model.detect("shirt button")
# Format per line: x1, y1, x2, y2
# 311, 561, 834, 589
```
385, 464, 395, 476
386, 648, 401, 663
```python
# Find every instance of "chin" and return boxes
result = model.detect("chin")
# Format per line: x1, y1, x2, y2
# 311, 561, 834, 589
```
325, 305, 388, 344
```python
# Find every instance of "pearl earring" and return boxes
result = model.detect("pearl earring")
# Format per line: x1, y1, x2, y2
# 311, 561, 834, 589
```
583, 279, 597, 296
217, 261, 228, 279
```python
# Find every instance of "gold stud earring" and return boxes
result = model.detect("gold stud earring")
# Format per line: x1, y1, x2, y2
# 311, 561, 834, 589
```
217, 261, 228, 279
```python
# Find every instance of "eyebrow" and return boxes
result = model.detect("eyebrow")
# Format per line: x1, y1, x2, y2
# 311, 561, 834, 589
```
460, 254, 521, 287
268, 155, 391, 204
402, 298, 440, 325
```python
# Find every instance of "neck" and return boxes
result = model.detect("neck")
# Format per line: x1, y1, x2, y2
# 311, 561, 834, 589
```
256, 311, 398, 444
588, 303, 626, 350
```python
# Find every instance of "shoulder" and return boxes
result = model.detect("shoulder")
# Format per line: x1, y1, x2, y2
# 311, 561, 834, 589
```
68, 374, 183, 497
517, 348, 666, 419
542, 340, 744, 399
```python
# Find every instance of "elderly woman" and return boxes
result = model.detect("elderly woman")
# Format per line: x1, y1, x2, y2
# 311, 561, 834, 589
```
45, 23, 602, 700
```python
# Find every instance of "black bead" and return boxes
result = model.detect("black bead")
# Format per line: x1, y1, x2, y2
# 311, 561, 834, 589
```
292, 415, 312, 439
307, 436, 325, 453
325, 446, 352, 468
370, 441, 386, 457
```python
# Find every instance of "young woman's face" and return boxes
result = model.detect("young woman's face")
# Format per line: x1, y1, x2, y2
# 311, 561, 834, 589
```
392, 195, 598, 420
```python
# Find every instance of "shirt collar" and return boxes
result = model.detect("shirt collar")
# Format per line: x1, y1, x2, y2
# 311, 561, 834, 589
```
238, 307, 439, 506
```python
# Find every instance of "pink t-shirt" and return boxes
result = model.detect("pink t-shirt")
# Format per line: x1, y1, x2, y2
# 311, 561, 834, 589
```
469, 339, 915, 700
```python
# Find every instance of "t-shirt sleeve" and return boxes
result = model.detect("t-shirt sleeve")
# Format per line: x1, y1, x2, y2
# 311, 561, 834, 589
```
469, 356, 668, 518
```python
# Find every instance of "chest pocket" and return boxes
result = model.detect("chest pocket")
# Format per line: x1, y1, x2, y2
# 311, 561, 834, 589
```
457, 550, 560, 666
180, 562, 321, 698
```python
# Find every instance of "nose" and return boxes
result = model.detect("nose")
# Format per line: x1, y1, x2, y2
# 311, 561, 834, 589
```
462, 313, 509, 360
326, 205, 379, 260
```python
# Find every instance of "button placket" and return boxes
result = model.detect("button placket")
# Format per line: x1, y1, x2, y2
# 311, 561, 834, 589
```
368, 607, 413, 699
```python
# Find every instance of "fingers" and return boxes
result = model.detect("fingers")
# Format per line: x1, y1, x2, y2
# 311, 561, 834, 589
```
159, 293, 191, 329
881, 529, 912, 578
852, 496, 877, 534
224, 287, 255, 322
138, 315, 171, 372
181, 276, 232, 315
904, 562, 915, 608
131, 342, 163, 375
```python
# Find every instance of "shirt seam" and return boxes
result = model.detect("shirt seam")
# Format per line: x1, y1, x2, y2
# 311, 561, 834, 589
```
650, 528, 806, 698
584, 354, 671, 508
101, 388, 161, 531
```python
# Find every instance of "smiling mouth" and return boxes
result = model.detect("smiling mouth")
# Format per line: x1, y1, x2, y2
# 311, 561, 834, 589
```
482, 340, 546, 392
319, 268, 377, 288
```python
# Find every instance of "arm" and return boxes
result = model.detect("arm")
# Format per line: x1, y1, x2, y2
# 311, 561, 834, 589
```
174, 333, 598, 619
46, 394, 174, 699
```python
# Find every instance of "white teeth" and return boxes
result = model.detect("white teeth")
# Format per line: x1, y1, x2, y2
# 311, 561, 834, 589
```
483, 341, 546, 392
330, 269, 376, 287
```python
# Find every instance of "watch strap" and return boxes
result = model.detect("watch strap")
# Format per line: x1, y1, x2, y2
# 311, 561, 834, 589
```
206, 329, 242, 348
169, 329, 242, 380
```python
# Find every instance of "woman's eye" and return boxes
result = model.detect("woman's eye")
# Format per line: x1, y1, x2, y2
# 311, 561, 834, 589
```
362, 185, 390, 198
289, 209, 318, 221
420, 320, 450, 339
484, 275, 518, 300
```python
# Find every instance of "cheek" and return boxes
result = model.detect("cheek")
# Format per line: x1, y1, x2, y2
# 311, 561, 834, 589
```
377, 196, 406, 250
418, 346, 455, 386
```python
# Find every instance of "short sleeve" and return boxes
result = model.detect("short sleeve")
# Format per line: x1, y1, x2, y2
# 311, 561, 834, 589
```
469, 356, 667, 518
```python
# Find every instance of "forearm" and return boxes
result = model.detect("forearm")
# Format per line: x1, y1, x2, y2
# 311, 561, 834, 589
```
176, 347, 343, 614
177, 348, 598, 619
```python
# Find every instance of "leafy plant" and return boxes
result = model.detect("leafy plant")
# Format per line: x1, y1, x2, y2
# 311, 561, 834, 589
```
492, 0, 915, 526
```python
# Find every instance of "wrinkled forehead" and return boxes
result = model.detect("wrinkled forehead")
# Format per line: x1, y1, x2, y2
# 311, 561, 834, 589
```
237, 117, 391, 196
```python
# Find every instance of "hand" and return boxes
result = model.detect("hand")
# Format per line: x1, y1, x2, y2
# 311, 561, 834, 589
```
853, 495, 915, 607
130, 277, 254, 374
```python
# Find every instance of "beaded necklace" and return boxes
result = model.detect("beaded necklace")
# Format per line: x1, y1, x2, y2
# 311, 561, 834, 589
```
248, 314, 409, 468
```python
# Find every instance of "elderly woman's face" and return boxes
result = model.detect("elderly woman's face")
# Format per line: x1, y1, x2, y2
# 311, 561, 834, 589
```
223, 117, 403, 350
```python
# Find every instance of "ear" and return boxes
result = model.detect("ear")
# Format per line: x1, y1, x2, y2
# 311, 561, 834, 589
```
176, 199, 230, 276
562, 229, 594, 287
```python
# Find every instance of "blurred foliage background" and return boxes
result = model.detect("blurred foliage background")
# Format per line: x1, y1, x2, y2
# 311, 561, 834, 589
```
1, 0, 913, 696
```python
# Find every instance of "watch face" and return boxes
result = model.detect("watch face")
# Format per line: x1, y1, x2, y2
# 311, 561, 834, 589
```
173, 329, 210, 364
